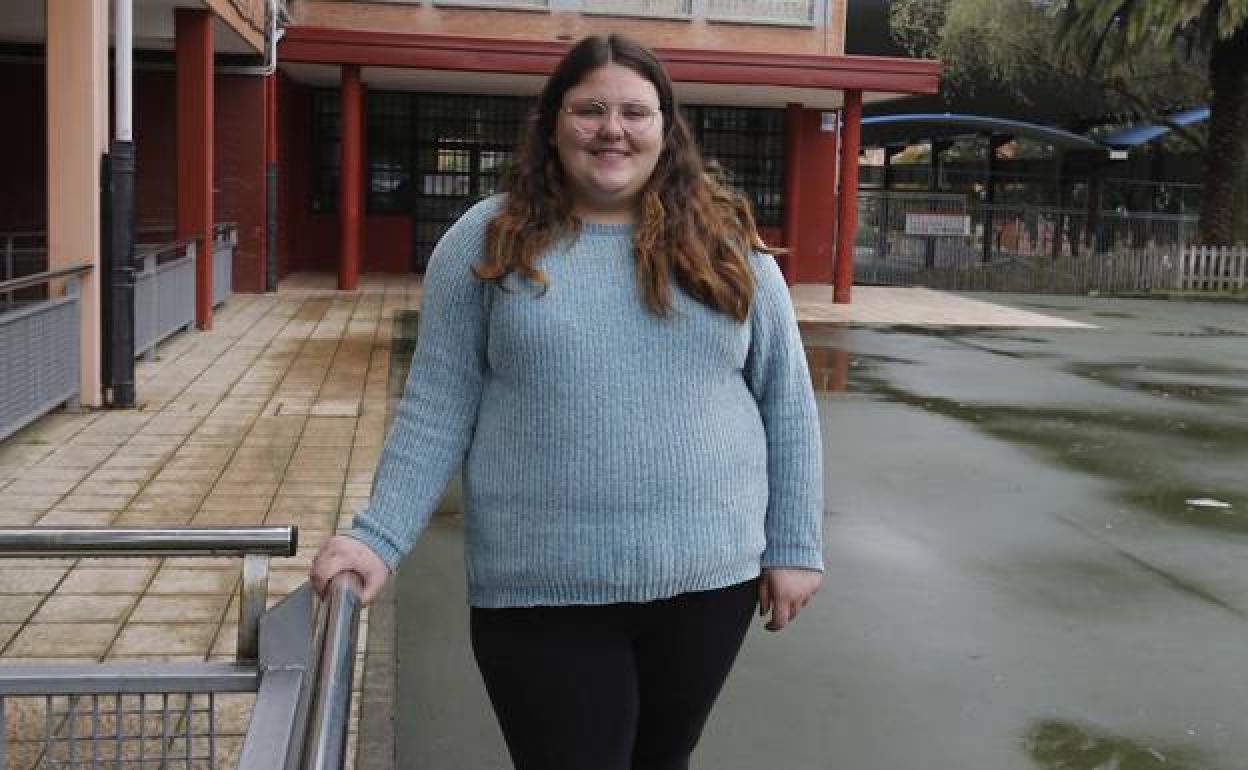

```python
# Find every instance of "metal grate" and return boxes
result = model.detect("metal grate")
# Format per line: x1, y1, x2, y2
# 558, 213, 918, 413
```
310, 91, 341, 214
410, 93, 532, 271
683, 106, 787, 228
367, 92, 414, 216
2, 693, 216, 769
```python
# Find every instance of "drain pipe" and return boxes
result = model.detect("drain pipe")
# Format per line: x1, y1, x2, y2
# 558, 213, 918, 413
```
107, 0, 137, 407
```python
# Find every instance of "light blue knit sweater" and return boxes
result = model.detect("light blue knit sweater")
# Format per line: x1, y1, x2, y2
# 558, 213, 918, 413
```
348, 196, 823, 608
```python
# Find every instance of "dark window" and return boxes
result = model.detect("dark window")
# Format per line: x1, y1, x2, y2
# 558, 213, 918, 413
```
410, 94, 532, 270
368, 92, 414, 215
310, 91, 340, 213
683, 106, 786, 228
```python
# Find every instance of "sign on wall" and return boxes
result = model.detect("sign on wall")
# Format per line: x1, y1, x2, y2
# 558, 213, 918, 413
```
905, 213, 972, 236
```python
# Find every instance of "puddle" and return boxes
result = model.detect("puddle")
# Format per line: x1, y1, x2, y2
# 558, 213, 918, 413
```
1025, 719, 1216, 770
847, 370, 1248, 534
1066, 361, 1248, 406
1154, 326, 1248, 338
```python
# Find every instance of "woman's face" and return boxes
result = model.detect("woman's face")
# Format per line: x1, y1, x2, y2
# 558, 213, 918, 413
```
553, 63, 665, 222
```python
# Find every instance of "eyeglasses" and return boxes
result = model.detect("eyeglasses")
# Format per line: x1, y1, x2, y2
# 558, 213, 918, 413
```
562, 99, 662, 137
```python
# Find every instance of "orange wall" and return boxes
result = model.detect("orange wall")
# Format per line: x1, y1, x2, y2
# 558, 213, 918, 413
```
295, 1, 843, 56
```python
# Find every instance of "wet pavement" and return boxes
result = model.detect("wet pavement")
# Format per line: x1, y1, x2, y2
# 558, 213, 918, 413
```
391, 295, 1248, 770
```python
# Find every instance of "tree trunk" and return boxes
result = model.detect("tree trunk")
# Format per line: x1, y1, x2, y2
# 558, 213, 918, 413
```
1198, 25, 1248, 245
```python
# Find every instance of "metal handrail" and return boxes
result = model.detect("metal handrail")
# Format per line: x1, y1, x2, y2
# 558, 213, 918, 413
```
0, 263, 92, 295
0, 526, 297, 662
0, 526, 297, 557
301, 572, 364, 770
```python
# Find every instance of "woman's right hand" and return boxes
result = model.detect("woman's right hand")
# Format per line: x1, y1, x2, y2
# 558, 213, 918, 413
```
309, 535, 391, 606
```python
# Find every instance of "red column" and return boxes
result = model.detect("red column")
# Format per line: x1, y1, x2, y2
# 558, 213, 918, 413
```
338, 65, 363, 291
781, 102, 804, 285
833, 90, 862, 304
176, 9, 214, 329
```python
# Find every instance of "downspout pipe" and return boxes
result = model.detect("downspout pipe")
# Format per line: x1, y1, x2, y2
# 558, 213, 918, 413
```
107, 0, 137, 408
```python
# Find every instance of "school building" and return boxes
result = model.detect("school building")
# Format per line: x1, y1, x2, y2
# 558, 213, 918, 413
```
0, 0, 939, 408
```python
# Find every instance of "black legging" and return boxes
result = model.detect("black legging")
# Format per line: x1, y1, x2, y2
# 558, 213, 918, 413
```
470, 578, 759, 770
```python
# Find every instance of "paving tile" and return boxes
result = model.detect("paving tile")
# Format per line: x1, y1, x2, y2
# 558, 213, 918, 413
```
55, 494, 131, 512
112, 511, 195, 527
6, 623, 118, 657
74, 480, 145, 496
211, 692, 256, 733
276, 482, 343, 498
268, 569, 311, 596
77, 557, 161, 569
148, 568, 238, 595
14, 466, 91, 482
4, 479, 79, 496
142, 480, 216, 497
32, 594, 136, 623
0, 623, 20, 649
130, 595, 229, 623
0, 595, 42, 623
0, 511, 42, 526
86, 466, 157, 482
109, 623, 216, 656
197, 495, 273, 515
190, 510, 268, 527
35, 510, 118, 527
0, 568, 68, 593
125, 494, 203, 514
57, 567, 154, 594
211, 480, 280, 497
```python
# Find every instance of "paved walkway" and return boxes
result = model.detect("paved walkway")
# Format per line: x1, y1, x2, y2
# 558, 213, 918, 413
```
0, 274, 1086, 769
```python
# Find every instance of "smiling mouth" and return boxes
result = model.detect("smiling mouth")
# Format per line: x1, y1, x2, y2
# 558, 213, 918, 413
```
590, 148, 631, 158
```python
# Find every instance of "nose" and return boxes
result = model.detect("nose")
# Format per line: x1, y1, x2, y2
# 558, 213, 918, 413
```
597, 108, 625, 138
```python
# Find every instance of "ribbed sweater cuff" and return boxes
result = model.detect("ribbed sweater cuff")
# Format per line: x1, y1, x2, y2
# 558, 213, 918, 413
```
761, 544, 825, 572
344, 521, 405, 571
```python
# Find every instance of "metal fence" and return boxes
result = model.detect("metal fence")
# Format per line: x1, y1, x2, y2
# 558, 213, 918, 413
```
212, 224, 236, 308
855, 191, 1202, 293
0, 265, 91, 443
0, 527, 362, 770
1177, 245, 1248, 292
134, 240, 196, 358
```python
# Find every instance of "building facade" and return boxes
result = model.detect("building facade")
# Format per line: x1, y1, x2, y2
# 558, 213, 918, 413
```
0, 0, 937, 402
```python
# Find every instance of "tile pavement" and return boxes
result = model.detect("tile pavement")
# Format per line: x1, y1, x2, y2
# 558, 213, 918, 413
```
0, 273, 1086, 769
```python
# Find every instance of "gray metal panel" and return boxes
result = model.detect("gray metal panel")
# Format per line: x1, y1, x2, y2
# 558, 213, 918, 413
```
0, 663, 258, 696
0, 289, 80, 443
212, 226, 234, 307
133, 252, 194, 357
238, 585, 319, 770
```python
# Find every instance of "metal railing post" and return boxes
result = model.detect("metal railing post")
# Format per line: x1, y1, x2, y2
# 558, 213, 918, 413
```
301, 572, 363, 770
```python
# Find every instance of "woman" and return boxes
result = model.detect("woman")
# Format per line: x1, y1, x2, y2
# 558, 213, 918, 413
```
310, 33, 823, 770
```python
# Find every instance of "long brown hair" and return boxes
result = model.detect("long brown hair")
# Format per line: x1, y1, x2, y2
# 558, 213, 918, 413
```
472, 34, 764, 322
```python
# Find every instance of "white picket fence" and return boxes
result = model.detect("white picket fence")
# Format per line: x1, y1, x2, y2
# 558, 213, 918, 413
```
1176, 245, 1248, 292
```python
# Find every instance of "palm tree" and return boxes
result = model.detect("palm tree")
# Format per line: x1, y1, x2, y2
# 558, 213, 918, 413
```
1058, 0, 1248, 244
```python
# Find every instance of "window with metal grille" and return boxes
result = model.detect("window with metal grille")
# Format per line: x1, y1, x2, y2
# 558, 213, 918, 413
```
683, 106, 786, 228
310, 91, 340, 213
368, 92, 414, 215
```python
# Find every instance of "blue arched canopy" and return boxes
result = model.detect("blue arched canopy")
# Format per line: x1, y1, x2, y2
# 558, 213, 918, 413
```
1100, 107, 1211, 148
861, 113, 1105, 152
